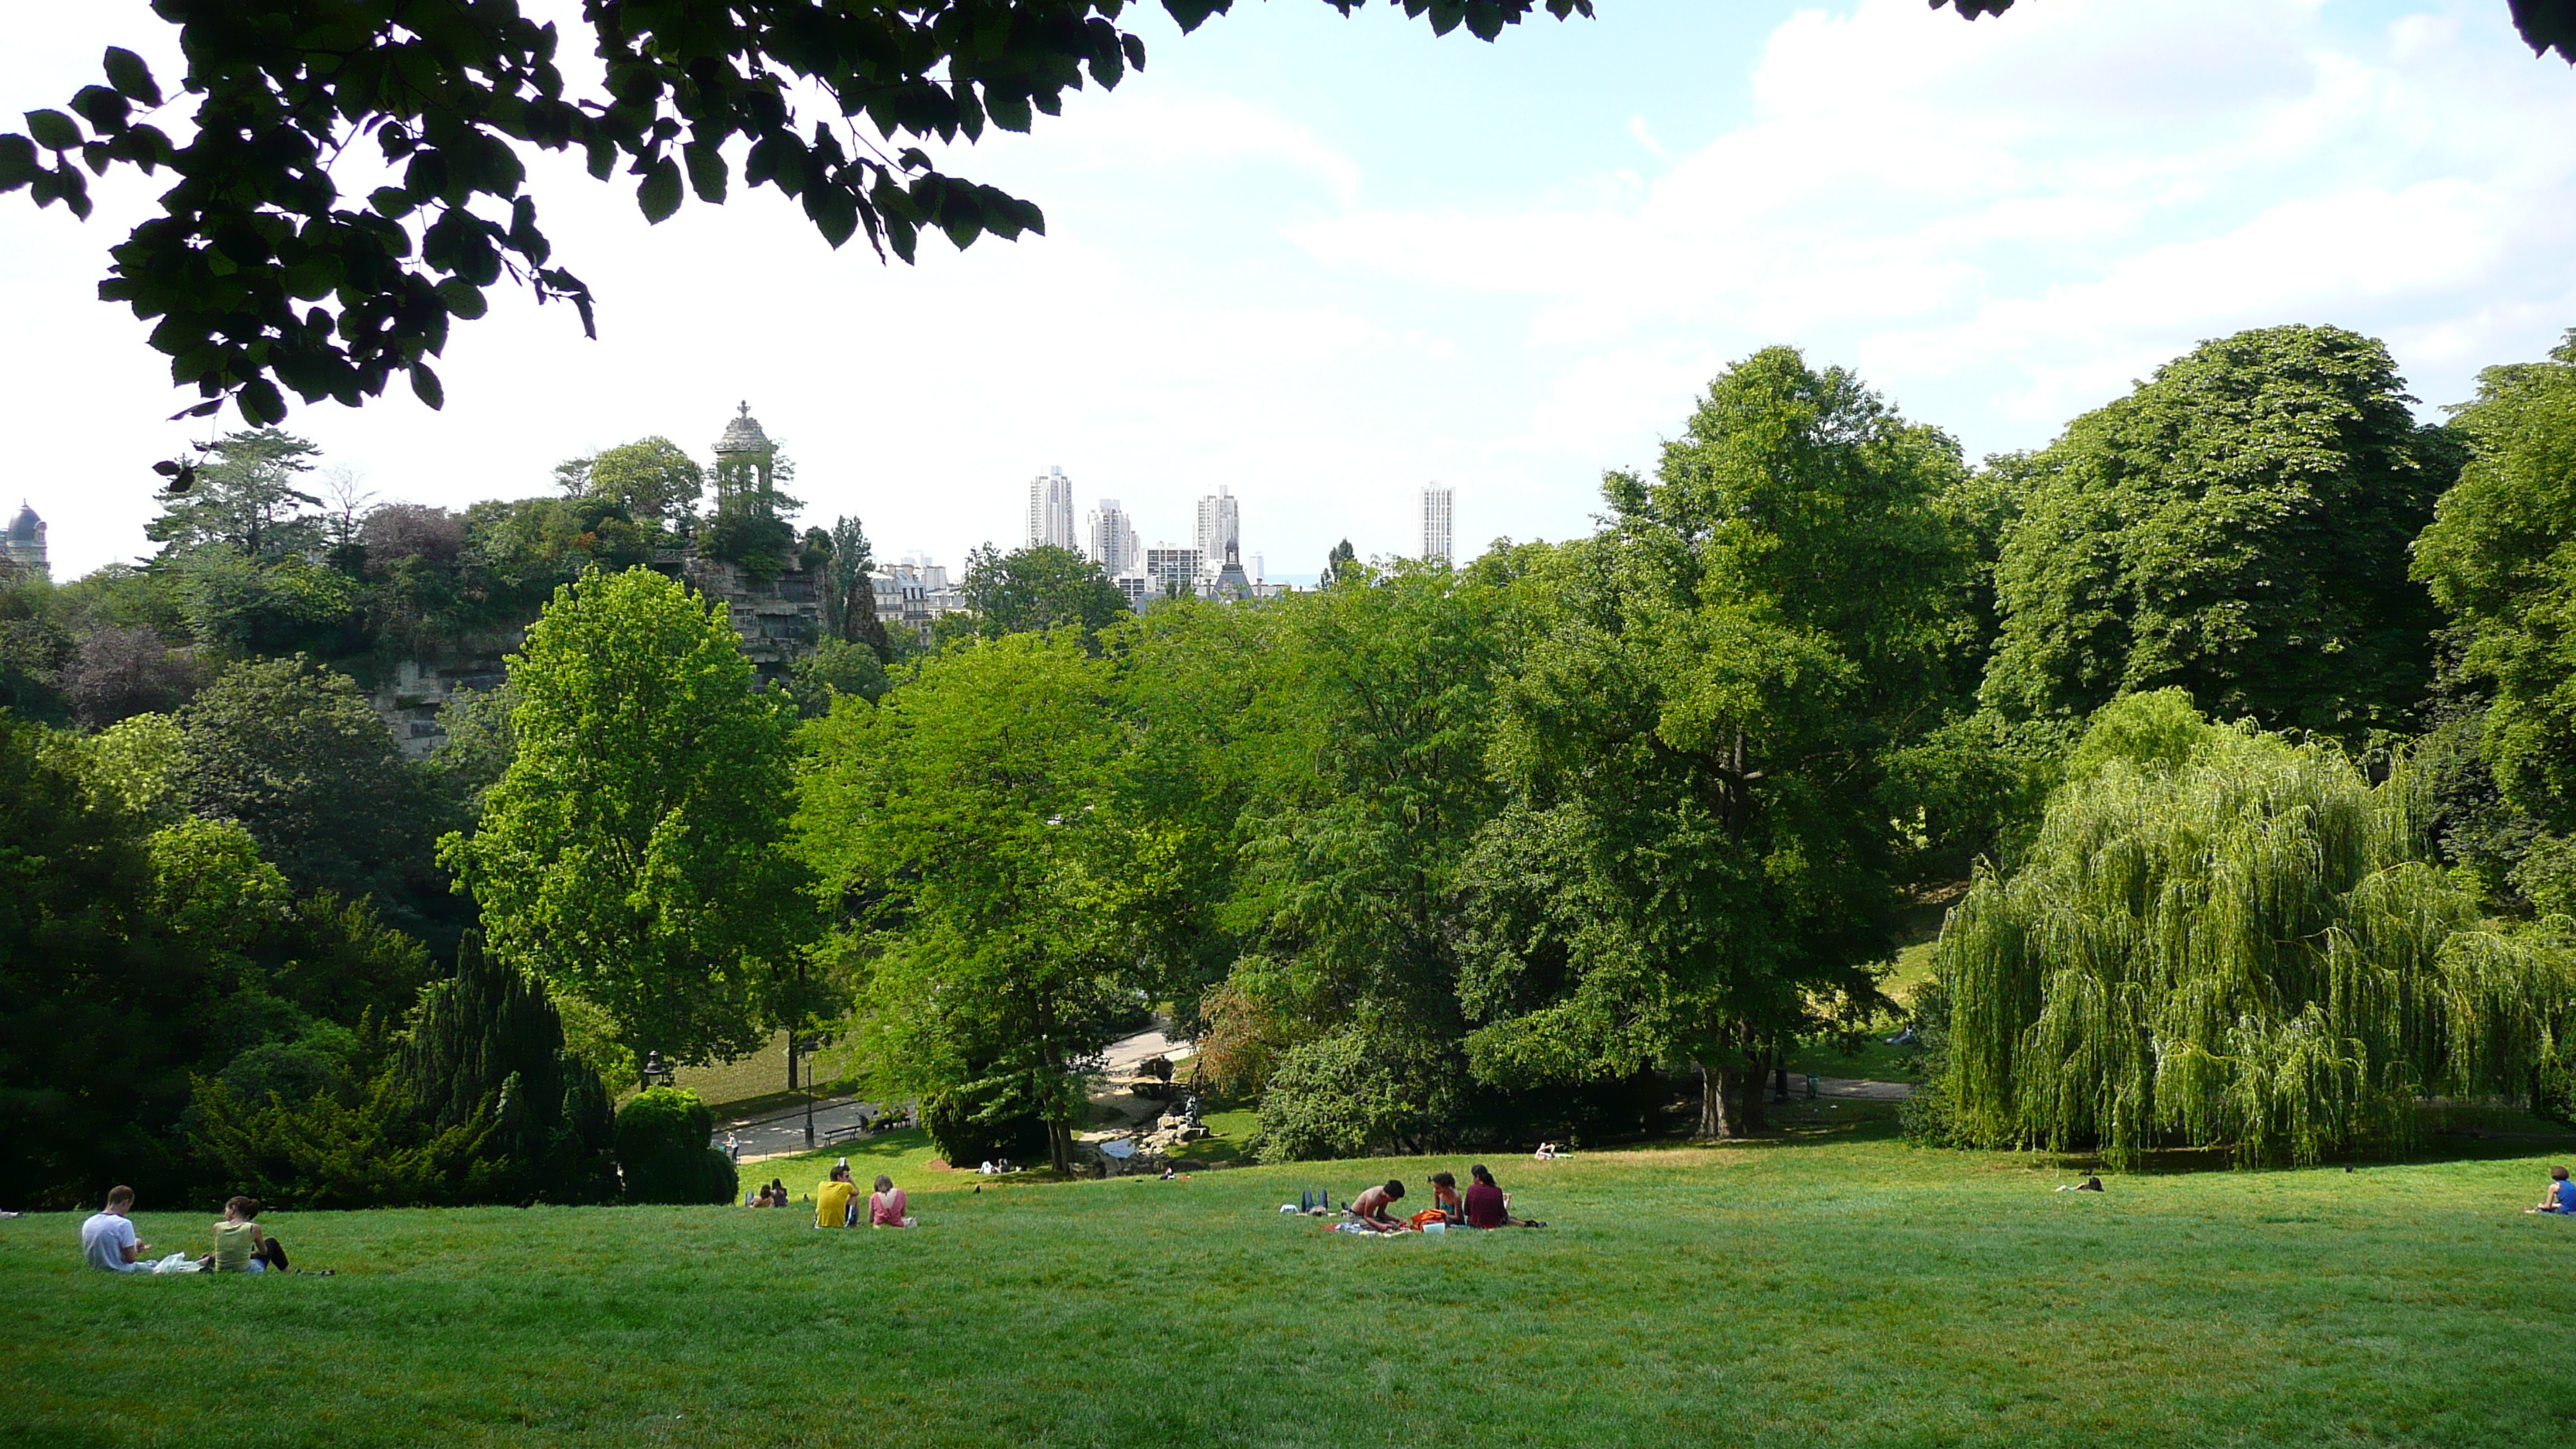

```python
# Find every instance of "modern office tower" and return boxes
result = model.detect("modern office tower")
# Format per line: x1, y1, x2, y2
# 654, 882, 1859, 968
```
1086, 499, 1141, 577
4, 502, 47, 580
1143, 543, 1204, 594
1250, 552, 1265, 586
1419, 483, 1454, 565
1026, 466, 1077, 551
1194, 485, 1240, 582
1112, 571, 1152, 612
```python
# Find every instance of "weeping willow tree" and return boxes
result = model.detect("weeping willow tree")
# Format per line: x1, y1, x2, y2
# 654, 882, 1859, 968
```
1940, 692, 2576, 1165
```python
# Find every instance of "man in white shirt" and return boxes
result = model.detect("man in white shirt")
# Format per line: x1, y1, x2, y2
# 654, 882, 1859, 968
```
80, 1186, 149, 1272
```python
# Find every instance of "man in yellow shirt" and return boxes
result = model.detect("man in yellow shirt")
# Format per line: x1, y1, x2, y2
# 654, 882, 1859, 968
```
815, 1165, 856, 1228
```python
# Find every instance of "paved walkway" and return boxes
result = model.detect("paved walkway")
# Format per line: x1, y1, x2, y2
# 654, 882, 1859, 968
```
1798, 1077, 1915, 1101
1099, 1023, 1190, 1077
718, 1097, 897, 1163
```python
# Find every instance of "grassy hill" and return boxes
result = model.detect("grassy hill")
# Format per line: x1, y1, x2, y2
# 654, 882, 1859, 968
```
8, 1119, 2576, 1448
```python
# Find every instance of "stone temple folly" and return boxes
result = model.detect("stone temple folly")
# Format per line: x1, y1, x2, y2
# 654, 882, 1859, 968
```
371, 403, 823, 757
679, 401, 820, 677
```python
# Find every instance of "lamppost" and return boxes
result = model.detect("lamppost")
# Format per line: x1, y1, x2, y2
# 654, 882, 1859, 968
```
796, 1039, 816, 1146
641, 1050, 677, 1089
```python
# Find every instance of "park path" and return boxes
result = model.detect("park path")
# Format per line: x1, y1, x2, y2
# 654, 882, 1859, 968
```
720, 1098, 893, 1164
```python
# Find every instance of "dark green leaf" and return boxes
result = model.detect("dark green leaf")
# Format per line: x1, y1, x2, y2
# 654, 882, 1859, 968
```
239, 377, 287, 425
683, 141, 728, 204
102, 47, 162, 105
410, 362, 444, 410
434, 276, 489, 319
637, 155, 682, 223
23, 109, 80, 152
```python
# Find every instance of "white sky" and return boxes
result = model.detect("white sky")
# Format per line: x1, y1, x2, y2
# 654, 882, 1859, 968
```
5, 0, 2574, 581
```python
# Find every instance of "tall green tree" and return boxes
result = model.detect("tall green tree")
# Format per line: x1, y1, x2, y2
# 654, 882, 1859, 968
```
1214, 563, 1511, 1159
563, 437, 705, 526
2413, 331, 2576, 829
798, 632, 1142, 1176
1983, 325, 2461, 736
1458, 348, 1971, 1139
820, 514, 892, 656
145, 429, 325, 560
173, 654, 444, 920
958, 543, 1131, 642
443, 567, 807, 1066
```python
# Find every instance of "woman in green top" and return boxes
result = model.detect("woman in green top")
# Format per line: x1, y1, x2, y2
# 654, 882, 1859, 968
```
207, 1197, 288, 1273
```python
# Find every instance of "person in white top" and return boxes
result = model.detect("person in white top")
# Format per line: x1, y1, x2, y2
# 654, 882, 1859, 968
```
80, 1185, 149, 1272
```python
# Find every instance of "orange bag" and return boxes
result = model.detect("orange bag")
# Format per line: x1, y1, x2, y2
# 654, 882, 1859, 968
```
1406, 1208, 1449, 1230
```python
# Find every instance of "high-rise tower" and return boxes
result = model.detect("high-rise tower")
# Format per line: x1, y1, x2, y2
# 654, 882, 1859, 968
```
1086, 499, 1140, 577
1026, 467, 1077, 551
1194, 485, 1240, 584
1419, 483, 1454, 566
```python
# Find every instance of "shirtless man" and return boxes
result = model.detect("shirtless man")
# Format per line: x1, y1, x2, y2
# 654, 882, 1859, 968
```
1345, 1180, 1407, 1232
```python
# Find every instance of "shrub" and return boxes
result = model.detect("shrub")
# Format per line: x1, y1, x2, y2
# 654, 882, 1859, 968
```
923, 1088, 1049, 1168
613, 1088, 737, 1204
1255, 1027, 1465, 1163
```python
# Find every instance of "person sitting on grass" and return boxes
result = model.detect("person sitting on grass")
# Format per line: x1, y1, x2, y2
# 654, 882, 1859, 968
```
206, 1197, 288, 1273
80, 1186, 149, 1273
1428, 1171, 1466, 1225
1464, 1164, 1543, 1228
868, 1175, 910, 1228
766, 1178, 789, 1208
1346, 1180, 1406, 1232
2530, 1166, 2575, 1214
817, 1166, 857, 1228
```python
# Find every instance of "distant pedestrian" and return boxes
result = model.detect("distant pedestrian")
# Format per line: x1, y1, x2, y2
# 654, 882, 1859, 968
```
724, 1132, 739, 1162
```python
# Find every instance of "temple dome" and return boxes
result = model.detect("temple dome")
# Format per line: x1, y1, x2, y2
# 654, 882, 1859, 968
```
7, 502, 38, 542
714, 401, 770, 455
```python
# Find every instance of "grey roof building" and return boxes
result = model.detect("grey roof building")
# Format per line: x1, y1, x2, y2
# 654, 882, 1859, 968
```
4, 502, 48, 580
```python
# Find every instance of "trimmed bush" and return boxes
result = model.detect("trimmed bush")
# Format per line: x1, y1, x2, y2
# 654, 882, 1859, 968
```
613, 1088, 737, 1204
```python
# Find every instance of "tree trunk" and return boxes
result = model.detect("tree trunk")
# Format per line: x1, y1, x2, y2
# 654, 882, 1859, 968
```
1047, 1116, 1073, 1177
1698, 1060, 1762, 1140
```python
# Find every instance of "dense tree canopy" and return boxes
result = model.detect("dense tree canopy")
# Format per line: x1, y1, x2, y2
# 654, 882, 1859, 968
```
444, 567, 807, 1066
1983, 325, 2460, 738
2414, 332, 2576, 829
956, 543, 1132, 642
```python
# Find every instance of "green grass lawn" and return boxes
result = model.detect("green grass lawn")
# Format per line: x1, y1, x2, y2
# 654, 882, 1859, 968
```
10, 1122, 2576, 1448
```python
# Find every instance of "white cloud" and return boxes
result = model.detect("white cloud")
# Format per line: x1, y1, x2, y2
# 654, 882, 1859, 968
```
1290, 0, 2576, 467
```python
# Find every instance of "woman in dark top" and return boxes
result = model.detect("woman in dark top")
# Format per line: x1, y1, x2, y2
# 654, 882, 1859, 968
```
1464, 1164, 1543, 1228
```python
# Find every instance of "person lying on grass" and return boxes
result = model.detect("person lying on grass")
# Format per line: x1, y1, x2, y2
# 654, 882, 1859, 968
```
1464, 1165, 1544, 1228
868, 1175, 911, 1228
80, 1186, 148, 1272
2530, 1166, 2574, 1214
817, 1166, 857, 1228
204, 1197, 289, 1273
1346, 1180, 1407, 1232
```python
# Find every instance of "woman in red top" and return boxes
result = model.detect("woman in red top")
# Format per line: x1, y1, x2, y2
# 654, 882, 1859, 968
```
1464, 1164, 1543, 1228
